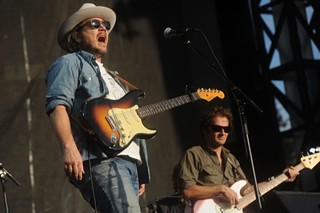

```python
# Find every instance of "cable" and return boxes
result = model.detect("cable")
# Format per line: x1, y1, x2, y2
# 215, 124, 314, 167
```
87, 138, 98, 213
197, 29, 228, 77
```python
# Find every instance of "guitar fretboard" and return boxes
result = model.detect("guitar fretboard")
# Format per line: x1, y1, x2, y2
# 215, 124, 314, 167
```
137, 93, 199, 119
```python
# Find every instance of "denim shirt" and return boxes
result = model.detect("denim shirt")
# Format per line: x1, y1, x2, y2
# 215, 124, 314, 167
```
45, 50, 150, 183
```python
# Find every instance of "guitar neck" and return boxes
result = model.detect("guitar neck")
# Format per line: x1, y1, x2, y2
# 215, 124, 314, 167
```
237, 163, 305, 209
137, 92, 199, 119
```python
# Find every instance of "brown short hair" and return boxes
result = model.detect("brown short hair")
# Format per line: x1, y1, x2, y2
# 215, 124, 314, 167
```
200, 106, 233, 131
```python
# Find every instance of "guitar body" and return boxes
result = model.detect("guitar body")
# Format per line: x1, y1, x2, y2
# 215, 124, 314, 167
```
81, 89, 157, 152
193, 180, 247, 213
81, 88, 225, 153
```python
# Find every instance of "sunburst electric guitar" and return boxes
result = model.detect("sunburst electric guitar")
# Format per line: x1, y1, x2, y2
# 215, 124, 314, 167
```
81, 88, 225, 153
193, 150, 320, 213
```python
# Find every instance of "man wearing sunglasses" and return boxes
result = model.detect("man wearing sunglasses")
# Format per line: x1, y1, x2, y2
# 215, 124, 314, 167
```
45, 3, 150, 213
176, 106, 299, 212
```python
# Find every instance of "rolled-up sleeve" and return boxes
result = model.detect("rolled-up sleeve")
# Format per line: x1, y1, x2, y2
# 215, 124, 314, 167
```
45, 56, 79, 115
178, 150, 199, 189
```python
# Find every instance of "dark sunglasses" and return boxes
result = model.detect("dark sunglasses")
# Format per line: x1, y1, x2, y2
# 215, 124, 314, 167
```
89, 19, 111, 30
76, 19, 111, 31
209, 125, 231, 133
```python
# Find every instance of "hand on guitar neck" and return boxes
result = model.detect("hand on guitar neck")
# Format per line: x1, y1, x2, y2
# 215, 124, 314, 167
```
283, 166, 300, 182
223, 166, 299, 205
240, 166, 299, 196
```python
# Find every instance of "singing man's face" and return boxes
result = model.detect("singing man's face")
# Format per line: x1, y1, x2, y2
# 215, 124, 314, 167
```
74, 18, 110, 60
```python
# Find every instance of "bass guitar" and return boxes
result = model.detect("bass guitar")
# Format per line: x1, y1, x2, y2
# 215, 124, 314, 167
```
193, 150, 320, 213
81, 88, 225, 153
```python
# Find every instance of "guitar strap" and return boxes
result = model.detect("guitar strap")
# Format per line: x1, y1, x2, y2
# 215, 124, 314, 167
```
107, 70, 139, 91
227, 157, 246, 180
70, 114, 95, 136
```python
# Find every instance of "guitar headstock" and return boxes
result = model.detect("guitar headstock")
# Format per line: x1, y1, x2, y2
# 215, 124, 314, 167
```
197, 88, 225, 102
301, 147, 320, 170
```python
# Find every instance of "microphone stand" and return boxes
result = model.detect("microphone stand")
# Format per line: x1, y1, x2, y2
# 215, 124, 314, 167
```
0, 163, 20, 213
181, 34, 264, 211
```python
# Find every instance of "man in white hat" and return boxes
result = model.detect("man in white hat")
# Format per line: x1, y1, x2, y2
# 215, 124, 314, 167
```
45, 3, 150, 213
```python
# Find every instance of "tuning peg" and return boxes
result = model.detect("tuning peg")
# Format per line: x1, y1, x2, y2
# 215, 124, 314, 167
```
308, 146, 320, 154
309, 148, 316, 154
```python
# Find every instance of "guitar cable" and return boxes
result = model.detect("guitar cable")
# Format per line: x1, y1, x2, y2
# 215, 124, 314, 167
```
69, 115, 98, 212
87, 139, 98, 213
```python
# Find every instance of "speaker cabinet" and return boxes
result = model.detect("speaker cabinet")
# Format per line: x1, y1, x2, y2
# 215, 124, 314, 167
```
262, 191, 320, 213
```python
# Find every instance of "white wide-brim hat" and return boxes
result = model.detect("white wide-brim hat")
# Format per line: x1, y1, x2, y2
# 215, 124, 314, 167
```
57, 3, 116, 51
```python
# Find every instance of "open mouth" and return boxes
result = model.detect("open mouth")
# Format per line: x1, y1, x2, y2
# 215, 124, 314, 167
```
98, 35, 106, 44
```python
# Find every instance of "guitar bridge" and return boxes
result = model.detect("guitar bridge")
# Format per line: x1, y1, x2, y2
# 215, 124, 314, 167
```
106, 115, 116, 131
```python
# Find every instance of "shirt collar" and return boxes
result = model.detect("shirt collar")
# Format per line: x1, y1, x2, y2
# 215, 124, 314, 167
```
78, 50, 96, 62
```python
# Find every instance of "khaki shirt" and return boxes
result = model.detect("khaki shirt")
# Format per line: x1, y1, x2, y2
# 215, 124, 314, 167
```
178, 146, 247, 189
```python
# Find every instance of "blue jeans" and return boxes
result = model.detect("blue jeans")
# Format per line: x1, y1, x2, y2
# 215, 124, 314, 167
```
71, 157, 141, 213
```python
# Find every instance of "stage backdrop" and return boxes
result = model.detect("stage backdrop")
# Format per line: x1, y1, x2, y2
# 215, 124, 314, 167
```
1, 0, 318, 213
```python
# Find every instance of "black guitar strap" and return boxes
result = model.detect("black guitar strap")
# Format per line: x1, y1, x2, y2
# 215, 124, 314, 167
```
227, 157, 246, 180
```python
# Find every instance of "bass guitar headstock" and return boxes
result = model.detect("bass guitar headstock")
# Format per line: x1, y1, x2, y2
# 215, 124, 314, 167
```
301, 147, 320, 170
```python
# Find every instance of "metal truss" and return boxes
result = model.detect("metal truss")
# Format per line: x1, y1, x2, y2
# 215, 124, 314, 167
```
248, 0, 320, 159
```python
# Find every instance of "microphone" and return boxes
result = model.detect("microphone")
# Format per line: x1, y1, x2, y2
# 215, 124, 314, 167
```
163, 27, 197, 39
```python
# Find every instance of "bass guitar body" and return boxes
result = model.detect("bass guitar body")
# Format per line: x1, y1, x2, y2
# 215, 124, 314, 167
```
193, 180, 247, 213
